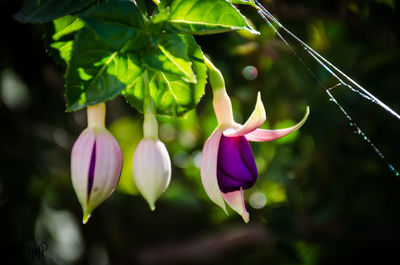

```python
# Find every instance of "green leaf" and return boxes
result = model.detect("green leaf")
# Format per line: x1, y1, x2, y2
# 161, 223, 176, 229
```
155, 0, 258, 35
230, 0, 257, 7
133, 0, 148, 16
66, 27, 143, 111
143, 34, 196, 83
123, 36, 206, 117
79, 0, 148, 52
45, 15, 85, 65
14, 0, 95, 23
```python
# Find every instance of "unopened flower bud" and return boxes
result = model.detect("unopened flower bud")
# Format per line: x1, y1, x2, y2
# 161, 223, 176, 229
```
71, 103, 122, 223
133, 110, 171, 210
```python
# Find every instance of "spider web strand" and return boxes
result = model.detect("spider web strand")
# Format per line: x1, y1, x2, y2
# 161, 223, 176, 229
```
254, 0, 400, 120
254, 0, 399, 176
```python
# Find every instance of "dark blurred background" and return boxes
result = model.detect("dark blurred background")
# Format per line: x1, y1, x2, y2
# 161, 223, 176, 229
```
1, 0, 400, 264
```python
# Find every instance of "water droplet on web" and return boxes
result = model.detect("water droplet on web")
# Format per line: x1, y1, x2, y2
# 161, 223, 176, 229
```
389, 165, 399, 175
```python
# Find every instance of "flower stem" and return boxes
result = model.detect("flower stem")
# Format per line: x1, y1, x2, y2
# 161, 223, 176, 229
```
204, 56, 225, 92
143, 71, 159, 139
87, 103, 106, 128
204, 57, 234, 125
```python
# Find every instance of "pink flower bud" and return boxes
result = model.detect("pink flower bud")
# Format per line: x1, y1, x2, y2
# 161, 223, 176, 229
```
70, 103, 122, 223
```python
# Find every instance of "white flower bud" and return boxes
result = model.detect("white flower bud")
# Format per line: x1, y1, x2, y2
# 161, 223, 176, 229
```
132, 139, 171, 210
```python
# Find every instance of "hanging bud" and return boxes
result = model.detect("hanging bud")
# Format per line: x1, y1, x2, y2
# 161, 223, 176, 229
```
71, 103, 122, 223
133, 138, 171, 211
132, 91, 171, 210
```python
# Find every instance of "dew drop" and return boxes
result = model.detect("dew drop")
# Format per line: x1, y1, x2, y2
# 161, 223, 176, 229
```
389, 165, 400, 177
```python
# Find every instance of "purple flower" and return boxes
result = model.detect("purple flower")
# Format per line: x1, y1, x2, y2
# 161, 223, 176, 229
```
217, 135, 258, 193
201, 88, 309, 223
71, 103, 122, 223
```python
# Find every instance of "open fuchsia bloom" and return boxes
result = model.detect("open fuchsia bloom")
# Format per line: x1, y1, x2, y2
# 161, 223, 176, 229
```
71, 103, 122, 223
201, 59, 309, 223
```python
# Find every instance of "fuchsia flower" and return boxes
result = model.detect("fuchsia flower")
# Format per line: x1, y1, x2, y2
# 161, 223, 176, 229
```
71, 103, 122, 223
201, 60, 309, 223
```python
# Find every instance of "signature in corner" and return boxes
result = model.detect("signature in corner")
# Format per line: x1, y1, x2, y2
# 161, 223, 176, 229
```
23, 241, 48, 262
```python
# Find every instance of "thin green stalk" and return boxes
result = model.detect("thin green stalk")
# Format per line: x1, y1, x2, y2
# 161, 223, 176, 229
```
143, 71, 158, 139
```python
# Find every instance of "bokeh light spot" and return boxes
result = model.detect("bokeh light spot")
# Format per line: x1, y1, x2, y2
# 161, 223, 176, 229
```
192, 151, 202, 169
249, 191, 267, 209
160, 123, 176, 142
242, 65, 258, 80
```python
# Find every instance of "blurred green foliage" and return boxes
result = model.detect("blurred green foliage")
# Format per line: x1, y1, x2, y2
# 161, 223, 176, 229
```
2, 0, 400, 264
109, 117, 142, 195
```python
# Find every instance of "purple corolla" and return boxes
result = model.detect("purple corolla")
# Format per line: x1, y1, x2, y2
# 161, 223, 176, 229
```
201, 60, 309, 222
71, 103, 122, 223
